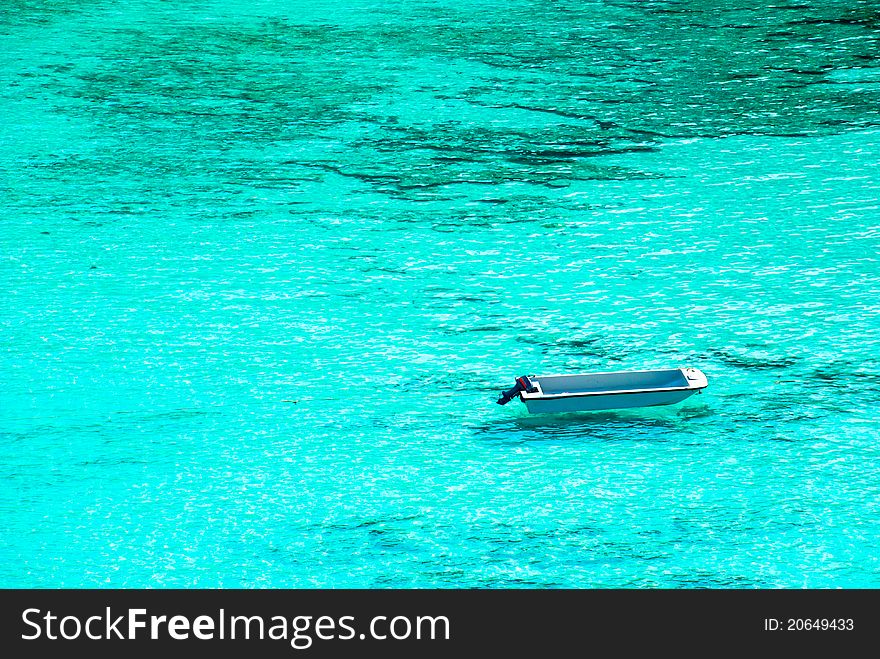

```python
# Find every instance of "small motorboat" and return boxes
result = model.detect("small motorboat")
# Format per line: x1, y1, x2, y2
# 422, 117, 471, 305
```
496, 367, 708, 414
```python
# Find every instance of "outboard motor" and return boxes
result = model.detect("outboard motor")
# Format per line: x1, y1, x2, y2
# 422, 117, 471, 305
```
497, 375, 537, 405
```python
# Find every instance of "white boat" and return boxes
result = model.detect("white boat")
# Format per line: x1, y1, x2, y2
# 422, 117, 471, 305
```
496, 368, 708, 414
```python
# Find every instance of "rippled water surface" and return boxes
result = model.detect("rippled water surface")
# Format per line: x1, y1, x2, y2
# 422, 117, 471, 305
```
2, 1, 879, 587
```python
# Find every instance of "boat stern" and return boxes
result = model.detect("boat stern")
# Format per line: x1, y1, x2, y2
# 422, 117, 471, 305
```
496, 374, 541, 405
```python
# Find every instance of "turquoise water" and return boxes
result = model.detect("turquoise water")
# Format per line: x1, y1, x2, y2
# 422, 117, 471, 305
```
2, 0, 879, 587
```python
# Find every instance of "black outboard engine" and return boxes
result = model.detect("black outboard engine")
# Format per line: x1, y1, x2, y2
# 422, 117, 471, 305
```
497, 375, 538, 405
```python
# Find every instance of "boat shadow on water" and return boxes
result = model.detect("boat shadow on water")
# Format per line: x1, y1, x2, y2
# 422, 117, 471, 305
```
474, 403, 714, 444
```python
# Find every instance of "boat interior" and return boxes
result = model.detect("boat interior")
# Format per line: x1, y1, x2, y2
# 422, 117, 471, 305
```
534, 369, 689, 395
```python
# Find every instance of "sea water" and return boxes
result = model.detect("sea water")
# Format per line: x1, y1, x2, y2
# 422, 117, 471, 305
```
1, 0, 878, 587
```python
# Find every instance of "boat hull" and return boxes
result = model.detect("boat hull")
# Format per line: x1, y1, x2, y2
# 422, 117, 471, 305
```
522, 388, 698, 414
